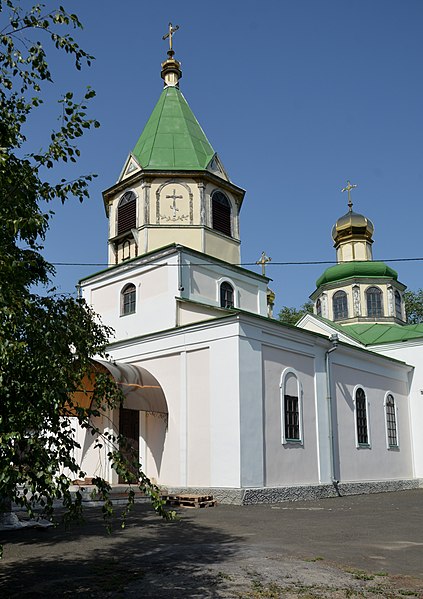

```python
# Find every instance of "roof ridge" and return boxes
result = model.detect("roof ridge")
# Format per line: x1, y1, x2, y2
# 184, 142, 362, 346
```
173, 88, 200, 168
145, 87, 168, 168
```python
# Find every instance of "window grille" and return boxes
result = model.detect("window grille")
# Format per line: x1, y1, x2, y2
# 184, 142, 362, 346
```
212, 191, 231, 236
333, 291, 348, 320
355, 388, 368, 445
122, 284, 136, 316
366, 287, 383, 317
284, 394, 300, 440
386, 394, 398, 447
220, 282, 234, 308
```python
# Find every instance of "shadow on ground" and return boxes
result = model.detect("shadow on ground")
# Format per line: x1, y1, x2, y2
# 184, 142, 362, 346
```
0, 504, 240, 598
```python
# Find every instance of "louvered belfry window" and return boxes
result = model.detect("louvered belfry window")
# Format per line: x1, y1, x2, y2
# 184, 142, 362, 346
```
117, 191, 136, 236
212, 191, 231, 236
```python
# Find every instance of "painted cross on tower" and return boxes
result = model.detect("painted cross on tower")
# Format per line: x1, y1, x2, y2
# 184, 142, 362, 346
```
166, 189, 183, 220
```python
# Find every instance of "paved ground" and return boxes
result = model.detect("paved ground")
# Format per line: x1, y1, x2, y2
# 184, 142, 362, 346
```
1, 489, 423, 598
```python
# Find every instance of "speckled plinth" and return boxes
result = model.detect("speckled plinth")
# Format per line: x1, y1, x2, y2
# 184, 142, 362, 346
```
166, 479, 422, 505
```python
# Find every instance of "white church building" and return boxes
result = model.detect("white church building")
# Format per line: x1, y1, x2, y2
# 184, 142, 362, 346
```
75, 44, 422, 503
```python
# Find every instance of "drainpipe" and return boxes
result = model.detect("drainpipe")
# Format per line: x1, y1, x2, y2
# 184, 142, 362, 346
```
325, 333, 339, 492
176, 245, 184, 294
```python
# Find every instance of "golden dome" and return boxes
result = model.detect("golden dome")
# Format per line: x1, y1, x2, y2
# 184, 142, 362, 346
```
331, 209, 374, 241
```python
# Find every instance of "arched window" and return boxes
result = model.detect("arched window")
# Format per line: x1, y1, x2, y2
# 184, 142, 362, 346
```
366, 286, 383, 318
394, 290, 402, 320
333, 290, 348, 320
385, 394, 398, 448
212, 191, 231, 236
220, 281, 234, 308
355, 387, 369, 446
121, 283, 136, 316
117, 191, 136, 236
280, 369, 302, 444
316, 298, 322, 316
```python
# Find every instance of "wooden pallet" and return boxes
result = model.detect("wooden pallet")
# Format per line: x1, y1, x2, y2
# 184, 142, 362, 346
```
162, 493, 216, 508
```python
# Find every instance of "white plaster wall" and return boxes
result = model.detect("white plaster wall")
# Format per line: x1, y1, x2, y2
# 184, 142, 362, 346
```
239, 335, 264, 487
71, 414, 113, 482
185, 257, 267, 316
81, 255, 179, 340
102, 320, 242, 489
186, 348, 211, 486
262, 344, 320, 486
332, 362, 412, 482
208, 333, 241, 487
374, 343, 423, 478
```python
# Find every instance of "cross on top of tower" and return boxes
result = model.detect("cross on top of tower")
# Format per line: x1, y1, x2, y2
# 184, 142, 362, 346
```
341, 180, 357, 212
163, 23, 179, 53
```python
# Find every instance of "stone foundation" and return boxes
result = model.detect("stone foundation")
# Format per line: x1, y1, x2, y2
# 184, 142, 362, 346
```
166, 479, 422, 505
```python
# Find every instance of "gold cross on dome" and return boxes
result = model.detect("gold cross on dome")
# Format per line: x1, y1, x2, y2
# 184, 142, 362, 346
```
341, 180, 357, 211
162, 23, 180, 51
256, 251, 272, 276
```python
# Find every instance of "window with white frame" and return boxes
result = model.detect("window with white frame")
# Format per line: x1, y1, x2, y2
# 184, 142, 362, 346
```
280, 369, 302, 443
355, 387, 369, 446
385, 393, 398, 448
121, 283, 136, 316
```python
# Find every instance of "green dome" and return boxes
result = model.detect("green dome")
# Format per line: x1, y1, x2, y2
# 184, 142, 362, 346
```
316, 261, 398, 288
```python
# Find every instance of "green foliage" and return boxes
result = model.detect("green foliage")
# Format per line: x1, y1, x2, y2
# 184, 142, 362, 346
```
403, 289, 423, 324
0, 1, 171, 544
278, 301, 314, 325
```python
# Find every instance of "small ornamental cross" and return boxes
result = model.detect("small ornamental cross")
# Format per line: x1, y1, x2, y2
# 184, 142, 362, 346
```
166, 189, 183, 219
341, 180, 357, 211
162, 22, 179, 51
256, 251, 272, 276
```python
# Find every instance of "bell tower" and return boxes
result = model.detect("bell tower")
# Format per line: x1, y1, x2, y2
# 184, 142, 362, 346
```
102, 26, 245, 266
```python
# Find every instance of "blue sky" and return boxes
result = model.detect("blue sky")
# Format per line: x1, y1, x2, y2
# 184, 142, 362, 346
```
22, 0, 423, 312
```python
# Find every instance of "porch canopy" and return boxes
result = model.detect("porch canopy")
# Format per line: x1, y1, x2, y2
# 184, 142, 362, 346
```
71, 359, 168, 415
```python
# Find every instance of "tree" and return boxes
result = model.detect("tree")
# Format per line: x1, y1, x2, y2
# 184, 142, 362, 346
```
0, 1, 169, 545
404, 289, 423, 324
278, 301, 314, 326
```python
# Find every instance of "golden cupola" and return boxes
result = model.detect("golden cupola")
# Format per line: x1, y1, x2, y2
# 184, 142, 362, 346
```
332, 181, 374, 263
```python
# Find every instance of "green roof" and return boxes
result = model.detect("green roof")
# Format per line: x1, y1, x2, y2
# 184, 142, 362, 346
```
346, 322, 423, 345
316, 316, 423, 346
132, 86, 215, 170
316, 261, 398, 288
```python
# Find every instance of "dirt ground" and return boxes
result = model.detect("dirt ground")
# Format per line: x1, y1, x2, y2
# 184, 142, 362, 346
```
1, 489, 423, 598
